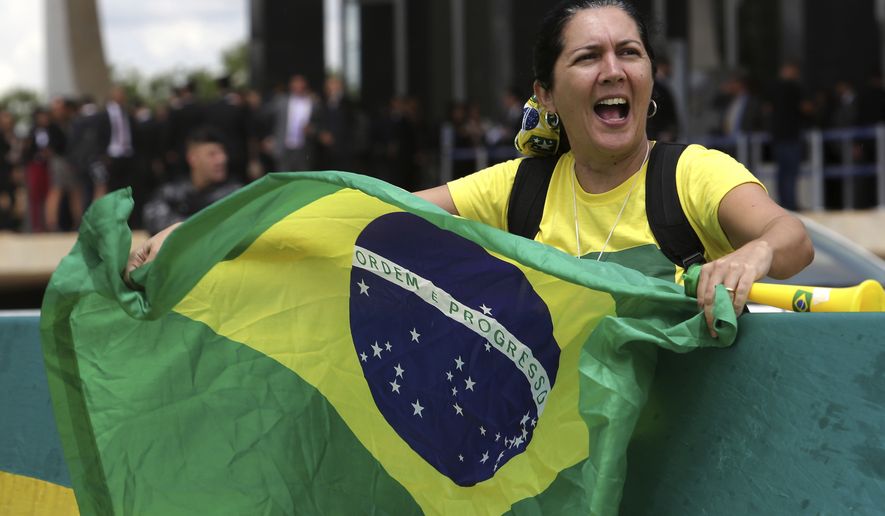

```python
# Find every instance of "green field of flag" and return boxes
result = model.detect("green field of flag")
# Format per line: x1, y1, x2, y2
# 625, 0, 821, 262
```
40, 172, 736, 515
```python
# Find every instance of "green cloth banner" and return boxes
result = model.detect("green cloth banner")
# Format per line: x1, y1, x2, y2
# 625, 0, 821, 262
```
41, 172, 736, 515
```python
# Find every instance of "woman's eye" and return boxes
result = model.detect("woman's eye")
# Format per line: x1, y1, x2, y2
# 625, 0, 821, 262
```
620, 48, 641, 56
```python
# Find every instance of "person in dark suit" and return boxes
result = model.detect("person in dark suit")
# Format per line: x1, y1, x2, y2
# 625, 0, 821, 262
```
203, 76, 250, 183
96, 86, 136, 191
770, 63, 806, 211
270, 74, 320, 171
95, 85, 148, 227
244, 89, 275, 179
67, 96, 105, 201
164, 81, 205, 179
23, 108, 67, 232
717, 71, 763, 137
132, 100, 167, 200
316, 75, 358, 171
0, 109, 22, 230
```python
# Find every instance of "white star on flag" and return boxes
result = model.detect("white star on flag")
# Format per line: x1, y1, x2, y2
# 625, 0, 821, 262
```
459, 454, 464, 462
464, 377, 476, 391
451, 386, 458, 396
520, 412, 530, 426
360, 352, 368, 362
390, 379, 401, 394
495, 433, 501, 441
394, 364, 405, 378
410, 328, 420, 342
385, 341, 392, 352
484, 343, 491, 352
480, 304, 492, 315
371, 342, 383, 358
446, 371, 453, 381
513, 435, 525, 448
480, 451, 489, 464
454, 356, 464, 371
531, 418, 537, 427
453, 403, 463, 416
411, 399, 424, 417
357, 279, 370, 296
479, 426, 486, 436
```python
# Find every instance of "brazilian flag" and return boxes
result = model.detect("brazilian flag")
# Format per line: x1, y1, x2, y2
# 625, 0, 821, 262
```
41, 172, 737, 515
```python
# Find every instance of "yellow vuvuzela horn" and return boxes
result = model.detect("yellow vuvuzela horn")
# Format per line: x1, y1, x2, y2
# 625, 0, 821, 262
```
747, 280, 885, 312
683, 266, 885, 312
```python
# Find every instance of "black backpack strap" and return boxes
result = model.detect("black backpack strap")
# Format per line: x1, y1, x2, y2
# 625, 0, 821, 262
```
507, 156, 559, 239
645, 142, 707, 269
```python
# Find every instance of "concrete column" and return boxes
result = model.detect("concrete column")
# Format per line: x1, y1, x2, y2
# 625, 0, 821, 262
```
343, 0, 361, 94
780, 0, 805, 65
723, 0, 740, 68
46, 0, 111, 100
668, 39, 690, 137
450, 0, 466, 102
393, 0, 407, 95
250, 0, 325, 93
489, 0, 514, 97
689, 0, 719, 70
46, 0, 77, 98
652, 0, 668, 49
877, 0, 885, 77
324, 0, 344, 74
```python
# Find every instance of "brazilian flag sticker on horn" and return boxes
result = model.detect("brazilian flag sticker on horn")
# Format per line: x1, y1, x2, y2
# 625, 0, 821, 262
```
792, 289, 813, 312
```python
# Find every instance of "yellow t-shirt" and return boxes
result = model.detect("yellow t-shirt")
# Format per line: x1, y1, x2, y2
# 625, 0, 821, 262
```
447, 143, 764, 283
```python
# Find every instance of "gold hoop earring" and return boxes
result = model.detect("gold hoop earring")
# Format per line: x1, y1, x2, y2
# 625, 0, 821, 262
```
545, 111, 560, 129
647, 100, 658, 119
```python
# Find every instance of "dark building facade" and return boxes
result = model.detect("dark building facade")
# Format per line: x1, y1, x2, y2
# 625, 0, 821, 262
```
249, 0, 884, 127
250, 0, 326, 94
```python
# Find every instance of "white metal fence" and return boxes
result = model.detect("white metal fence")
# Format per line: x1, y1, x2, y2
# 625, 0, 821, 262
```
440, 125, 885, 212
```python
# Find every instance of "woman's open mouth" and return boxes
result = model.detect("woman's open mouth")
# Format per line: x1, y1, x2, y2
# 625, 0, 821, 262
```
593, 97, 630, 122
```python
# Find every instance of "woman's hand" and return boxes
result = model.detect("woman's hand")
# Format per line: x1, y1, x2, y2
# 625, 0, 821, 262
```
698, 183, 814, 337
123, 222, 181, 287
695, 240, 773, 337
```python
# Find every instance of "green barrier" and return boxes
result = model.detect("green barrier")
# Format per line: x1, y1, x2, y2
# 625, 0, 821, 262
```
2, 313, 883, 513
0, 315, 71, 487
623, 312, 885, 514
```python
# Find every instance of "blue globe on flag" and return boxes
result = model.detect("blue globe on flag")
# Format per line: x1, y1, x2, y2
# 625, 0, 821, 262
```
350, 212, 560, 486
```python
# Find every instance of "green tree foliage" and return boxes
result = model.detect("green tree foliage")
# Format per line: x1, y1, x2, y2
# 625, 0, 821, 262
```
105, 40, 248, 106
0, 40, 248, 112
0, 88, 42, 125
221, 41, 249, 88
111, 65, 219, 106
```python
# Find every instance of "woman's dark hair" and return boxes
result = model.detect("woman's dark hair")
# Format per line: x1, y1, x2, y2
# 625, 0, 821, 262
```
533, 0, 657, 90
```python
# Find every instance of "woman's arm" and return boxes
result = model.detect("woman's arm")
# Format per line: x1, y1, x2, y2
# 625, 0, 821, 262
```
125, 186, 461, 283
413, 185, 459, 215
695, 183, 814, 335
124, 222, 182, 286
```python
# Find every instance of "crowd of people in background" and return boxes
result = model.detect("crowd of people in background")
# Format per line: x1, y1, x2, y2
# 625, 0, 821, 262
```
710, 67, 885, 140
707, 64, 885, 210
1, 64, 885, 234
0, 73, 438, 234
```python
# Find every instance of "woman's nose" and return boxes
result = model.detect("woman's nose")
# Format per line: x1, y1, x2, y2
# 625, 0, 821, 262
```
599, 53, 626, 83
